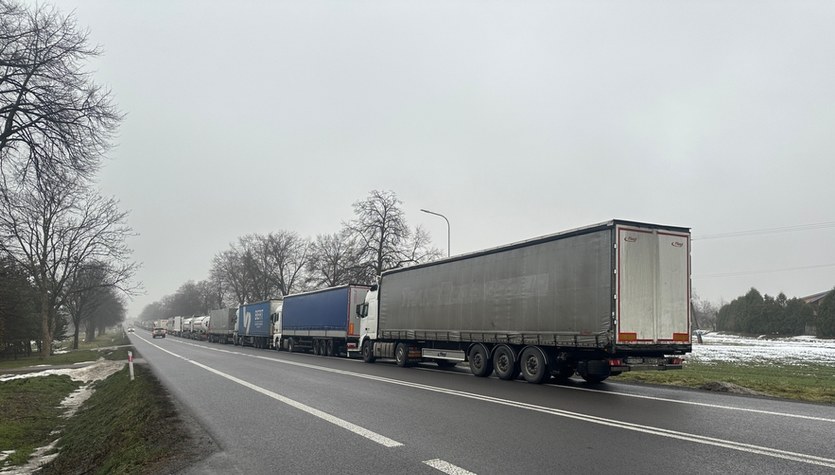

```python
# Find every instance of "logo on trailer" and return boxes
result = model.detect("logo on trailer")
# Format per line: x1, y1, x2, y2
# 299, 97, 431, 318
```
671, 241, 684, 248
624, 236, 637, 242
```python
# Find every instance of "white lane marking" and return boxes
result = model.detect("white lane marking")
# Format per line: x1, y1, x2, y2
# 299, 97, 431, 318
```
423, 459, 477, 475
170, 339, 835, 469
550, 383, 835, 423
138, 336, 402, 448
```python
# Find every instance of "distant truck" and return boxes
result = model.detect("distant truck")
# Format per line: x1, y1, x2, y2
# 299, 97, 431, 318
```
189, 316, 210, 340
207, 307, 237, 344
172, 316, 184, 337
357, 220, 691, 383
274, 284, 370, 356
235, 299, 282, 349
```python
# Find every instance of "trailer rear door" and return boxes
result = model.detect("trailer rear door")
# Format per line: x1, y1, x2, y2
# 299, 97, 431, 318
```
616, 225, 690, 344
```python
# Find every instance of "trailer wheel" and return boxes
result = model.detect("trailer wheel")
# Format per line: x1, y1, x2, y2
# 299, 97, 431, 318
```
288, 339, 296, 353
468, 344, 493, 377
395, 342, 410, 367
361, 340, 376, 363
326, 340, 334, 356
318, 340, 326, 356
580, 373, 609, 383
554, 365, 575, 381
493, 345, 519, 381
313, 339, 320, 355
520, 346, 549, 384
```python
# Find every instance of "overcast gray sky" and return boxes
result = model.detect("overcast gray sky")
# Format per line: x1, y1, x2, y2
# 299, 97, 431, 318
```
54, 1, 835, 318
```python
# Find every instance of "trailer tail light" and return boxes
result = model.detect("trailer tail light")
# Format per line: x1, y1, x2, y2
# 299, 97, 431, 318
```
608, 359, 624, 367
618, 332, 637, 342
668, 357, 683, 365
672, 333, 690, 342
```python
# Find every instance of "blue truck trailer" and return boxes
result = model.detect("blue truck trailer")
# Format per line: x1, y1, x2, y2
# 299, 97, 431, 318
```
274, 284, 370, 357
235, 299, 282, 349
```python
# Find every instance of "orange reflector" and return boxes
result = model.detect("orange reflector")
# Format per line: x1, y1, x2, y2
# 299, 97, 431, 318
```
618, 332, 638, 342
348, 322, 355, 335
673, 333, 690, 342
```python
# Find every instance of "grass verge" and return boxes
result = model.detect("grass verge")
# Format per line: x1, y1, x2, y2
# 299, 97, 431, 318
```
40, 364, 200, 475
0, 375, 81, 467
0, 331, 131, 371
618, 361, 835, 404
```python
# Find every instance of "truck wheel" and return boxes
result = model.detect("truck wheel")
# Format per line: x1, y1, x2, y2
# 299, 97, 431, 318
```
326, 340, 334, 357
362, 340, 376, 363
288, 339, 296, 353
520, 346, 549, 384
313, 339, 320, 355
468, 344, 493, 377
318, 340, 326, 356
580, 373, 609, 384
395, 342, 410, 367
493, 345, 519, 381
554, 365, 575, 381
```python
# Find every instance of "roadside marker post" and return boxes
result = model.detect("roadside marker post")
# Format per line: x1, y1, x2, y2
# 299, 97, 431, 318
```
128, 351, 135, 381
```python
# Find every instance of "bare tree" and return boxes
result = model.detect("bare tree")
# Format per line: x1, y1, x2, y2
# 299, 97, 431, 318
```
265, 230, 309, 296
0, 172, 137, 357
0, 1, 121, 183
64, 261, 111, 349
84, 288, 125, 342
306, 230, 368, 287
211, 247, 251, 305
346, 189, 442, 279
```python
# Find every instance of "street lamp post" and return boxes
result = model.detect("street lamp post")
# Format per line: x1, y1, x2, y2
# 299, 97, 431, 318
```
420, 208, 450, 257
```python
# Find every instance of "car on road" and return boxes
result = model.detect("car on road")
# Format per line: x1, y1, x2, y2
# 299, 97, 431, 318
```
127, 327, 134, 333
152, 327, 166, 338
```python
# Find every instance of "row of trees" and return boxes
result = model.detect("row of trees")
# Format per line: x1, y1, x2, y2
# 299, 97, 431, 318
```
716, 287, 835, 338
0, 1, 136, 357
139, 190, 443, 321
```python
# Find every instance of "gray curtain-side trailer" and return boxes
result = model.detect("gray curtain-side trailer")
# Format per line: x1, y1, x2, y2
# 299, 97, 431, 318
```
357, 219, 691, 383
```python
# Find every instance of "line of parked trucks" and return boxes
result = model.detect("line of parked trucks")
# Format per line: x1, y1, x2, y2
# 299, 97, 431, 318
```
155, 220, 692, 384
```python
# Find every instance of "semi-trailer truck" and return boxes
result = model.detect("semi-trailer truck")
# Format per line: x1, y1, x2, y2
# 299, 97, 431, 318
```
357, 220, 691, 383
235, 299, 282, 349
208, 307, 237, 344
274, 284, 370, 356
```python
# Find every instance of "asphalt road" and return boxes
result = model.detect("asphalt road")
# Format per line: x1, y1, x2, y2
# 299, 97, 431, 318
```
128, 331, 835, 474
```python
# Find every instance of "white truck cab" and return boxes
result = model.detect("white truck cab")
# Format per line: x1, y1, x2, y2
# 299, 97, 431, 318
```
357, 284, 379, 357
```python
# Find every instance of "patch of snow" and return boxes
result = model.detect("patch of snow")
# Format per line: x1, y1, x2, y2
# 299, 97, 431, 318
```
0, 440, 59, 474
0, 359, 124, 383
690, 333, 835, 366
0, 360, 126, 473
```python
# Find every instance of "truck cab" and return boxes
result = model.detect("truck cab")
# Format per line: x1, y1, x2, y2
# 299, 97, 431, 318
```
357, 284, 379, 359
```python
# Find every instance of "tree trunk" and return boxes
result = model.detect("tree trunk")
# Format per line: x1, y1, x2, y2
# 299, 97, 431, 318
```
40, 293, 52, 358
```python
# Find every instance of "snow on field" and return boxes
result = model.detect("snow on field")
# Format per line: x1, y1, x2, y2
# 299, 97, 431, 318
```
690, 333, 835, 365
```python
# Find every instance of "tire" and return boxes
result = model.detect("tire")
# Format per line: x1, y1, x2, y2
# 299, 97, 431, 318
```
553, 364, 575, 382
520, 346, 549, 384
468, 344, 493, 377
395, 342, 410, 367
362, 340, 376, 363
288, 339, 295, 353
580, 373, 609, 384
326, 340, 334, 357
493, 345, 519, 381
313, 339, 320, 356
